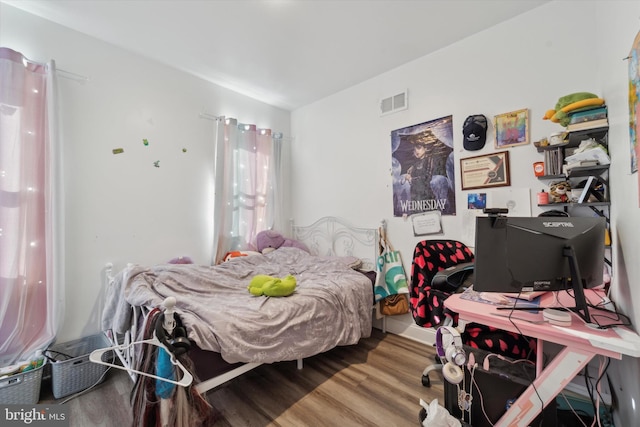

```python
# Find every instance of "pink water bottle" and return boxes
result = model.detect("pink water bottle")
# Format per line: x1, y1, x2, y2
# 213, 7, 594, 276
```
537, 189, 549, 205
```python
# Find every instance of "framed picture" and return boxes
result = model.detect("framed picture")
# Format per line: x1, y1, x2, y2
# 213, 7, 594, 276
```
494, 109, 529, 148
460, 151, 511, 190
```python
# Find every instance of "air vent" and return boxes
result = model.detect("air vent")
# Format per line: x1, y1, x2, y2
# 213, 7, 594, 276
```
380, 90, 408, 116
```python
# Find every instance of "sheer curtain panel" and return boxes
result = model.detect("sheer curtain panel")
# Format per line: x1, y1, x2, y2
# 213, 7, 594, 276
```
212, 118, 283, 264
0, 48, 64, 366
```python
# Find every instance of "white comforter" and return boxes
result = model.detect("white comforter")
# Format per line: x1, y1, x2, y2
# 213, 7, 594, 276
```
102, 247, 373, 364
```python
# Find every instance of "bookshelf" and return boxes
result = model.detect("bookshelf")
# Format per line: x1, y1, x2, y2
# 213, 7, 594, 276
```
535, 127, 609, 199
534, 125, 611, 264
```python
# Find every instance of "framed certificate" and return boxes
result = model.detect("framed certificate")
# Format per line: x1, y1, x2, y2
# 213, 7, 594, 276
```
460, 151, 511, 190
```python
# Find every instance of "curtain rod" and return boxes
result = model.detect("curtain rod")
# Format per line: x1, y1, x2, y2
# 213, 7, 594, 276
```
198, 112, 292, 141
55, 67, 90, 83
199, 112, 223, 121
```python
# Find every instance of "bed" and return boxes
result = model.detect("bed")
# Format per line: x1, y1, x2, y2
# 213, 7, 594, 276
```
97, 216, 382, 395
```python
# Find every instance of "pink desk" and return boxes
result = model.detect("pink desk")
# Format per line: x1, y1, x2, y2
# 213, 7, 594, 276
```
445, 289, 640, 427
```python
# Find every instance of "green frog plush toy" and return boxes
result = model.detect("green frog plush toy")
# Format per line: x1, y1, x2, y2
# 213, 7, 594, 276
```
248, 274, 297, 297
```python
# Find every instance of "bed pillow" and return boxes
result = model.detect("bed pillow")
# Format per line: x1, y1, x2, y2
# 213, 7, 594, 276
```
320, 255, 363, 270
168, 256, 194, 264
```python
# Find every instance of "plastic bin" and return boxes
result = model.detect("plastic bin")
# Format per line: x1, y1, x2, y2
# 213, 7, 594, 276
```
48, 333, 112, 399
0, 363, 45, 404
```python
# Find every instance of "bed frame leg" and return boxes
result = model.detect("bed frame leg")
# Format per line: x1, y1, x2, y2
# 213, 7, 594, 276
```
297, 359, 303, 370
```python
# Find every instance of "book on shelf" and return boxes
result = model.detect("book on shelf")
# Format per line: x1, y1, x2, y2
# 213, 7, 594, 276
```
568, 106, 608, 124
543, 147, 564, 175
566, 118, 608, 132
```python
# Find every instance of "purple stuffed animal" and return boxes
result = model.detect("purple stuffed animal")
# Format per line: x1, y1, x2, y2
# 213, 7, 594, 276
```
256, 230, 309, 254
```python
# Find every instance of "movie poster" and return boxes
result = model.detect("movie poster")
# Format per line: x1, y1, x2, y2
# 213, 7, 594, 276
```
391, 115, 456, 217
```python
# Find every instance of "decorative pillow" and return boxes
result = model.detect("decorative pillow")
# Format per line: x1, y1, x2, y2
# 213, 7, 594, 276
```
223, 251, 262, 262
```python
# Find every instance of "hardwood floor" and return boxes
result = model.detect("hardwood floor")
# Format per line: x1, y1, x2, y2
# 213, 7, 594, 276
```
39, 329, 444, 426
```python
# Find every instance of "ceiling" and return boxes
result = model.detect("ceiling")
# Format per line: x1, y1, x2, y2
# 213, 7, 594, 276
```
3, 0, 551, 111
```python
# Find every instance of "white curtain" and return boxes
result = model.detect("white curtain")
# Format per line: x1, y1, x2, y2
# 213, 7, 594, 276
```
0, 48, 64, 366
212, 117, 283, 264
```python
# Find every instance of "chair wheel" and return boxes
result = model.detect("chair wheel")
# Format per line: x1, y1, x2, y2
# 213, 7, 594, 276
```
422, 375, 431, 387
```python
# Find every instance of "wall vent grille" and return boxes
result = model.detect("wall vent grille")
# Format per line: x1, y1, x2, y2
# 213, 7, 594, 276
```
380, 90, 408, 116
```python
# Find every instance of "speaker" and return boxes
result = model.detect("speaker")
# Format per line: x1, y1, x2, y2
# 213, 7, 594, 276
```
436, 326, 466, 384
155, 312, 191, 356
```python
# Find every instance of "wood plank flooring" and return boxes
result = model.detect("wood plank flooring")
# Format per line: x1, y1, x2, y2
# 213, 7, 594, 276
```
39, 329, 444, 426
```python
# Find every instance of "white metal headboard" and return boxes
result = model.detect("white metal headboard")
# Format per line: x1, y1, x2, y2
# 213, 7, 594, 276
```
290, 216, 384, 271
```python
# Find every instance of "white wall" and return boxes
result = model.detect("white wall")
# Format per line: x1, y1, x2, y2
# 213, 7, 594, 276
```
1, 3, 291, 343
595, 2, 640, 424
292, 0, 603, 331
291, 0, 640, 424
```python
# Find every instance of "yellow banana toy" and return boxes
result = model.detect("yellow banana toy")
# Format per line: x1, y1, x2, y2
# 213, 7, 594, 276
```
542, 92, 605, 127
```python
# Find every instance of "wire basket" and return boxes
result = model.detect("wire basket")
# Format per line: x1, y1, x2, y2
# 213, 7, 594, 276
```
47, 333, 113, 399
0, 363, 45, 404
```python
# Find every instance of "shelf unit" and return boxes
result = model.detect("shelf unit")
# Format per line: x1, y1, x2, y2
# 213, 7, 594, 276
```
536, 126, 609, 206
535, 126, 611, 265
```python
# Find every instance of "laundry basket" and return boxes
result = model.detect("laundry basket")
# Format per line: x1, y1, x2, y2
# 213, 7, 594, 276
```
48, 333, 112, 399
0, 363, 45, 404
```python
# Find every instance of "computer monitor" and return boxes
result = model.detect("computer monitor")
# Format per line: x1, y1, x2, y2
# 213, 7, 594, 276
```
473, 213, 606, 323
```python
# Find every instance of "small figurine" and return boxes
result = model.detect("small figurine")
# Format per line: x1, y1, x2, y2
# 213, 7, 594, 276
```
549, 181, 571, 203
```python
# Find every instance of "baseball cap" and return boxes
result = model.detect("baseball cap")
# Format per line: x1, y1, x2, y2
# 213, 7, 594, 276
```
463, 115, 488, 151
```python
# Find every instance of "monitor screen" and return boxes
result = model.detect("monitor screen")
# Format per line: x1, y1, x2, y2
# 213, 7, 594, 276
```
474, 215, 606, 294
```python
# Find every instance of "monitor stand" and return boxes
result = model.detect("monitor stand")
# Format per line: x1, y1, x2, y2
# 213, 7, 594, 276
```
564, 245, 591, 324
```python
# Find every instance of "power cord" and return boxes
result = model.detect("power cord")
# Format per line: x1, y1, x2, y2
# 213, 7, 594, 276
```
561, 288, 632, 329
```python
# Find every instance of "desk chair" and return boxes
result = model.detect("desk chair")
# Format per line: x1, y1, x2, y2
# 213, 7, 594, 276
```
409, 240, 474, 386
411, 240, 537, 387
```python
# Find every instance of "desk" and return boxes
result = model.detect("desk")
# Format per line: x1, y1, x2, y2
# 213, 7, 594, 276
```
445, 289, 640, 427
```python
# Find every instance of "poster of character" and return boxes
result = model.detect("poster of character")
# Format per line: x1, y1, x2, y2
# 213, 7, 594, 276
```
391, 115, 455, 217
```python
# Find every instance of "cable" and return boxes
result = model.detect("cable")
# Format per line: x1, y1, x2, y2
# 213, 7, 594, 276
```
558, 392, 590, 427
43, 349, 74, 362
561, 288, 631, 329
470, 371, 494, 427
584, 356, 611, 427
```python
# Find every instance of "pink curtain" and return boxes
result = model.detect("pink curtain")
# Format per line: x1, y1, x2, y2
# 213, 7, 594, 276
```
212, 118, 282, 264
0, 48, 63, 366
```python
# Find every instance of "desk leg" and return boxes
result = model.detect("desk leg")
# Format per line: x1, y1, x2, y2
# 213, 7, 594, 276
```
495, 346, 593, 427
536, 339, 543, 377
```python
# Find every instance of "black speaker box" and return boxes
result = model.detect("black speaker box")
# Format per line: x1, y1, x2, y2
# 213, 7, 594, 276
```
444, 346, 557, 427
